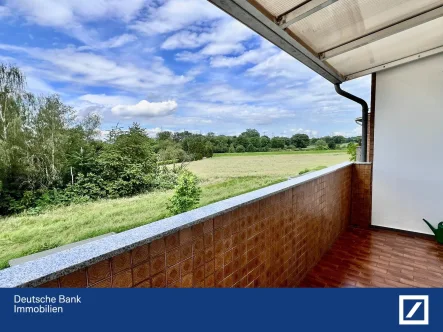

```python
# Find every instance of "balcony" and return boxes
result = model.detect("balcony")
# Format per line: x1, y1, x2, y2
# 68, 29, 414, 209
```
1, 161, 437, 289
301, 227, 443, 288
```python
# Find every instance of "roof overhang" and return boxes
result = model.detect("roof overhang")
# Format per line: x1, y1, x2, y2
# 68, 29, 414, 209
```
208, 0, 443, 83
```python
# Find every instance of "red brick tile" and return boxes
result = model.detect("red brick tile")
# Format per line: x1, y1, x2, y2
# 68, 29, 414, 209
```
111, 252, 131, 274
39, 279, 59, 288
150, 254, 166, 276
132, 244, 149, 265
60, 269, 87, 288
165, 233, 179, 251
180, 242, 193, 260
112, 270, 133, 288
166, 248, 180, 267
166, 264, 181, 285
180, 227, 193, 245
134, 279, 151, 288
132, 262, 150, 285
150, 238, 165, 256
90, 278, 112, 288
151, 272, 166, 288
181, 273, 193, 288
181, 257, 193, 275
203, 219, 213, 234
87, 259, 111, 285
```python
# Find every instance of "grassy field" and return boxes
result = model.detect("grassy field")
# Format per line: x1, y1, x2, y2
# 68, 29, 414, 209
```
0, 151, 347, 269
189, 151, 347, 181
213, 149, 346, 157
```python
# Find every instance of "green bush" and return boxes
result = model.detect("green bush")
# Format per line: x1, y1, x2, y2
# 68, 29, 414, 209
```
315, 139, 328, 150
299, 168, 311, 175
347, 142, 357, 161
167, 170, 201, 215
235, 145, 246, 153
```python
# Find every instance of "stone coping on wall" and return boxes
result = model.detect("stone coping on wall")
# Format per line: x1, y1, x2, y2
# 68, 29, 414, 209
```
0, 161, 354, 288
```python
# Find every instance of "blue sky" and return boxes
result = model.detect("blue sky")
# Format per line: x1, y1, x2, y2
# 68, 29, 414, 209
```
0, 0, 370, 138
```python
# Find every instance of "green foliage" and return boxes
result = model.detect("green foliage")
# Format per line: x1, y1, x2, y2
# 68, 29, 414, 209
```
315, 139, 329, 150
182, 135, 213, 160
327, 141, 337, 150
347, 142, 357, 161
299, 168, 310, 175
0, 63, 177, 216
167, 170, 201, 215
291, 134, 310, 148
271, 137, 285, 149
235, 144, 245, 153
299, 165, 327, 175
0, 63, 361, 218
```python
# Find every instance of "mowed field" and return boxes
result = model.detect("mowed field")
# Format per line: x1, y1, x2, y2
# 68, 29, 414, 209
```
0, 151, 347, 269
188, 151, 348, 181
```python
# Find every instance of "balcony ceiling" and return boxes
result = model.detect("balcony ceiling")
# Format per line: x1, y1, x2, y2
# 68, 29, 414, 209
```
208, 0, 443, 83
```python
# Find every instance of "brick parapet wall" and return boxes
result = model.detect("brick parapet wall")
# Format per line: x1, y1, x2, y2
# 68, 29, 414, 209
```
38, 165, 354, 288
350, 163, 372, 228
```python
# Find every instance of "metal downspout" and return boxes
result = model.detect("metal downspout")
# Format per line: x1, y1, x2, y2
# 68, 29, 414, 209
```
334, 84, 369, 162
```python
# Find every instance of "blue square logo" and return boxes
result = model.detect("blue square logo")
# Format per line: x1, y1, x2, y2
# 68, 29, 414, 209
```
399, 295, 429, 325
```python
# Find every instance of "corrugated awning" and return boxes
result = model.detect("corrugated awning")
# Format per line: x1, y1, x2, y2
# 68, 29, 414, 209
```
208, 0, 443, 83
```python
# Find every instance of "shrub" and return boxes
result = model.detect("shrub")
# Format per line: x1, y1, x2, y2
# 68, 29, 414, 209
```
299, 168, 310, 175
167, 170, 201, 215
347, 142, 357, 161
235, 145, 245, 153
315, 139, 328, 150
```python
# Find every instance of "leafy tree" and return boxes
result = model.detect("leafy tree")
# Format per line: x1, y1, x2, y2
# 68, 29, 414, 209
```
315, 139, 328, 150
0, 64, 26, 142
271, 137, 285, 149
236, 145, 245, 153
167, 170, 201, 215
157, 131, 172, 141
241, 129, 260, 138
182, 135, 213, 160
260, 135, 270, 149
327, 141, 337, 150
347, 142, 357, 161
246, 144, 255, 152
291, 134, 310, 148
332, 135, 346, 145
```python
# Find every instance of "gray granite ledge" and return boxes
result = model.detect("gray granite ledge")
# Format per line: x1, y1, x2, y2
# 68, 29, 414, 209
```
0, 161, 354, 288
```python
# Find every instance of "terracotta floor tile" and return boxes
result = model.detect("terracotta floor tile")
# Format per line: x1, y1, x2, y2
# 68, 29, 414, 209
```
301, 227, 443, 288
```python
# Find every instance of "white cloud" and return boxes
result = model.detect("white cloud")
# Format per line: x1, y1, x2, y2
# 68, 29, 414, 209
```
161, 19, 255, 57
210, 40, 278, 68
5, 0, 145, 44
79, 34, 137, 50
112, 100, 178, 118
200, 43, 244, 56
131, 0, 224, 36
290, 128, 319, 138
26, 75, 56, 94
332, 127, 362, 138
7, 0, 145, 26
161, 31, 202, 50
175, 51, 206, 63
79, 94, 137, 106
0, 6, 10, 16
247, 51, 314, 80
0, 44, 192, 92
184, 101, 297, 126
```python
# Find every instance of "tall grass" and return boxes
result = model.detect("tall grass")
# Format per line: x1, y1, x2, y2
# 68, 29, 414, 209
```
0, 176, 283, 269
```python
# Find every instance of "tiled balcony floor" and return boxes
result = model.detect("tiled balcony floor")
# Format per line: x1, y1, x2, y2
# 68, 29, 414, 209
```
300, 227, 443, 288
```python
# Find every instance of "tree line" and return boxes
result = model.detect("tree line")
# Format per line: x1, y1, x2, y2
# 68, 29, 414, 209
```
0, 64, 360, 216
0, 65, 186, 216
156, 128, 361, 162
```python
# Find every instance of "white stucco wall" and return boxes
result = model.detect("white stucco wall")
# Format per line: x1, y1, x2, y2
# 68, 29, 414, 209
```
372, 53, 443, 234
